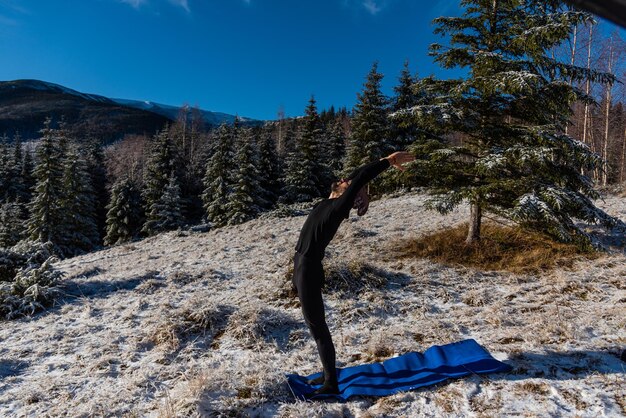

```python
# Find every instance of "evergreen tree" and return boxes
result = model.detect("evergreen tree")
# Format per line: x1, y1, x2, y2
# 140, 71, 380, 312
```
281, 98, 322, 203
142, 128, 180, 220
0, 134, 10, 202
26, 118, 67, 249
59, 146, 99, 257
84, 139, 108, 244
142, 172, 185, 235
20, 148, 35, 203
344, 63, 389, 177
395, 0, 624, 247
0, 201, 24, 248
326, 118, 346, 178
391, 61, 422, 150
202, 124, 234, 227
227, 129, 264, 225
256, 126, 282, 209
104, 177, 143, 246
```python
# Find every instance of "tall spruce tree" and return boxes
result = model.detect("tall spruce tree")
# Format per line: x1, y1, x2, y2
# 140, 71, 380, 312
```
104, 176, 143, 246
202, 124, 234, 227
142, 128, 181, 234
395, 0, 624, 247
326, 118, 346, 177
256, 126, 282, 208
344, 63, 389, 177
227, 128, 264, 225
0, 134, 10, 202
0, 201, 24, 248
281, 98, 322, 203
26, 118, 67, 249
85, 139, 108, 244
142, 171, 185, 235
59, 146, 99, 257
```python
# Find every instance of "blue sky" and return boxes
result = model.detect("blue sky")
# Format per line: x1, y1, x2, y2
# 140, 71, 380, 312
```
1, 1, 622, 121
0, 0, 462, 120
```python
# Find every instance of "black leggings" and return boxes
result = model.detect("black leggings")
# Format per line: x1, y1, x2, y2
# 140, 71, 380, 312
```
292, 252, 337, 385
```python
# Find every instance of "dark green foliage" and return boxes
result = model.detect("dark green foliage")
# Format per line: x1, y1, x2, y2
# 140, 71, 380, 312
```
84, 139, 108, 244
142, 172, 185, 234
281, 97, 323, 203
0, 202, 26, 248
202, 124, 234, 227
344, 63, 389, 178
394, 0, 625, 247
104, 176, 143, 246
0, 241, 64, 320
142, 127, 181, 229
59, 146, 99, 257
26, 118, 67, 247
256, 126, 282, 209
325, 118, 346, 178
227, 129, 264, 225
0, 134, 10, 201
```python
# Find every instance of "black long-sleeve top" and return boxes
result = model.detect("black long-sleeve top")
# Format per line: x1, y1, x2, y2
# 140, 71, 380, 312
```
294, 158, 390, 260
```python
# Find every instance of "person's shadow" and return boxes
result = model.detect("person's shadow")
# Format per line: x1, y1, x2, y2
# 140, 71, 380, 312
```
496, 349, 625, 380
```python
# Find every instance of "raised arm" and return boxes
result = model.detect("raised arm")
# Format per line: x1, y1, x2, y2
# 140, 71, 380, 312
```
335, 151, 414, 214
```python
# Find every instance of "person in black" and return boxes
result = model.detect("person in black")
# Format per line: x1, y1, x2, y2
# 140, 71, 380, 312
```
292, 151, 415, 397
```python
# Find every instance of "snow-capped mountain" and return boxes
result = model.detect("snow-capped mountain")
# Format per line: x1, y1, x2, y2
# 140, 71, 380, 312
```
0, 79, 260, 142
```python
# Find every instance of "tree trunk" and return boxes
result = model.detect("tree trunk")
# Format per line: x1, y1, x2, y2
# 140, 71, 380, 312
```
619, 123, 626, 183
466, 202, 482, 245
582, 24, 593, 176
602, 42, 614, 186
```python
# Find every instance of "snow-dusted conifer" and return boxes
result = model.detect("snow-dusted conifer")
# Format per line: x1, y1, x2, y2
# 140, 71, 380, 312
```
104, 176, 143, 246
344, 63, 389, 176
142, 128, 180, 226
202, 124, 234, 227
0, 202, 24, 248
393, 0, 624, 247
59, 146, 99, 257
0, 134, 10, 202
281, 98, 322, 203
256, 126, 282, 208
227, 129, 263, 225
142, 172, 185, 235
26, 118, 67, 249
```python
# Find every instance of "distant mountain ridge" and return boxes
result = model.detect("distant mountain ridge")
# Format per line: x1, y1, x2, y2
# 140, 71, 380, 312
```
0, 79, 260, 143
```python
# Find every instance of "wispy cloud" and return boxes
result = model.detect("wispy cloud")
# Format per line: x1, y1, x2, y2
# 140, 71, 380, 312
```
362, 0, 382, 15
119, 0, 190, 12
168, 0, 190, 13
119, 0, 147, 9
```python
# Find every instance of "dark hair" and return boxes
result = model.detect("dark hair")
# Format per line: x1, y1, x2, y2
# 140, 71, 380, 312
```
330, 178, 348, 194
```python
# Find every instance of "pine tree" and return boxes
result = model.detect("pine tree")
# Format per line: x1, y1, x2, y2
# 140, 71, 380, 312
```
142, 128, 178, 217
84, 139, 108, 244
26, 118, 67, 249
326, 118, 346, 178
142, 128, 181, 234
0, 201, 24, 248
227, 129, 264, 225
104, 177, 143, 246
394, 0, 624, 247
391, 61, 421, 150
0, 134, 10, 202
21, 148, 35, 203
59, 146, 99, 257
281, 98, 323, 203
142, 172, 185, 235
202, 124, 234, 227
256, 126, 282, 209
344, 63, 389, 177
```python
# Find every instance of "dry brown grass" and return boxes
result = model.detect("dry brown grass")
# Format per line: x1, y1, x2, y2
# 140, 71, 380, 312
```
390, 223, 599, 274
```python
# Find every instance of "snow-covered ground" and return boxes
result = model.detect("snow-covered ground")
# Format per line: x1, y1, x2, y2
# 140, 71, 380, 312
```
1, 193, 624, 417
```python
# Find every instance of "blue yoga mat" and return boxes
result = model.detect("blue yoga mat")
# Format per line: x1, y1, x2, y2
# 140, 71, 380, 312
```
286, 339, 512, 401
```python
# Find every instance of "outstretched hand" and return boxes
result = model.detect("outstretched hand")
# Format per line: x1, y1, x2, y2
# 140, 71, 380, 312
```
384, 151, 415, 171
